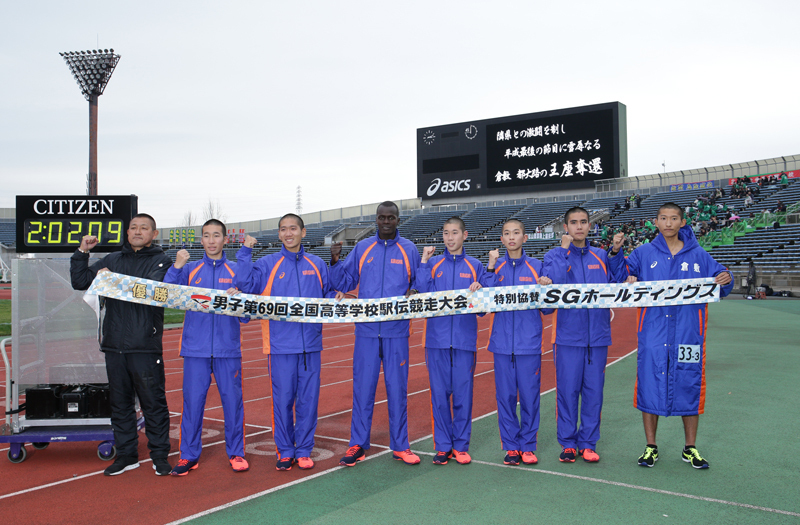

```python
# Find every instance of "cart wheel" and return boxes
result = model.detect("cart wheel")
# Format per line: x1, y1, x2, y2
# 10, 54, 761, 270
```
32, 442, 49, 450
97, 442, 116, 461
8, 446, 27, 464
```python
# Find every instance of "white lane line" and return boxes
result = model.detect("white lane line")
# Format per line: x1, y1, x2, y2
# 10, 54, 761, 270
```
0, 430, 272, 501
408, 452, 800, 518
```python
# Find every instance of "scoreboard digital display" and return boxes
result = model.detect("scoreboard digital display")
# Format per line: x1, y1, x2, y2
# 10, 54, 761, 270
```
417, 102, 626, 200
16, 195, 138, 253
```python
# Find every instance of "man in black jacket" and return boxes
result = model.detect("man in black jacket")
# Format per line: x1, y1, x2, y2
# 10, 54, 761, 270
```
71, 213, 173, 476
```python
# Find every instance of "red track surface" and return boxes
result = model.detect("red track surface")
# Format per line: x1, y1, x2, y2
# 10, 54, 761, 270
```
0, 309, 637, 524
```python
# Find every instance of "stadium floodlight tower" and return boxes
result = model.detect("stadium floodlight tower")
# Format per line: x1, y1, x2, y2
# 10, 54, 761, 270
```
59, 49, 121, 196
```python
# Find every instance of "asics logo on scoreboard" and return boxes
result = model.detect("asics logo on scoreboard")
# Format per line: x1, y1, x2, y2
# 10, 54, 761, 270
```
426, 177, 472, 197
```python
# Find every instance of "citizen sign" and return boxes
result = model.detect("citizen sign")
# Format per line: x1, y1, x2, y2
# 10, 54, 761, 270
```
426, 178, 471, 197
32, 199, 115, 215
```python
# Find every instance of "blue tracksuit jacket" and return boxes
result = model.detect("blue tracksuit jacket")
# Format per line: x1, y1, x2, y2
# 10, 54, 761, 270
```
164, 252, 246, 358
544, 243, 627, 347
485, 250, 562, 355
235, 244, 336, 354
164, 252, 246, 459
329, 231, 419, 338
416, 248, 490, 351
613, 225, 733, 416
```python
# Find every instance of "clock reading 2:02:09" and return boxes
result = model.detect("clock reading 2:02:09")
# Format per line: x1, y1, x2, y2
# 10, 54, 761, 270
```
24, 219, 124, 247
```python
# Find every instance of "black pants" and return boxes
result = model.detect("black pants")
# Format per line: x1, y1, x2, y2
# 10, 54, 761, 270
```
104, 351, 171, 460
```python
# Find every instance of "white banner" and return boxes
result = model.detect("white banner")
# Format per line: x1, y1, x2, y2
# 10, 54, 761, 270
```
85, 271, 721, 324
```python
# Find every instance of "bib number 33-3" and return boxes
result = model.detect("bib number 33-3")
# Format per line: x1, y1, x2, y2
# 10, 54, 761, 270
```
678, 344, 701, 363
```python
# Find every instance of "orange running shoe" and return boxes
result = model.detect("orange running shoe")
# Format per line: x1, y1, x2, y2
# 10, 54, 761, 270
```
339, 445, 365, 466
297, 457, 315, 470
580, 449, 600, 463
229, 456, 249, 472
392, 449, 421, 465
521, 451, 538, 465
453, 450, 472, 465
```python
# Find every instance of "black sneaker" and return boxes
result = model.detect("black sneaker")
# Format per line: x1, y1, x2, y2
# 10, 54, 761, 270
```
638, 446, 659, 467
503, 450, 521, 466
682, 446, 709, 469
432, 450, 452, 465
104, 456, 139, 476
152, 457, 172, 476
339, 445, 366, 467
276, 457, 295, 471
559, 448, 577, 463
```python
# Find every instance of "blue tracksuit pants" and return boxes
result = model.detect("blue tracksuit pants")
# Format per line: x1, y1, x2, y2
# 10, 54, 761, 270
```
179, 356, 245, 460
426, 348, 476, 452
350, 336, 409, 452
493, 353, 541, 452
268, 352, 321, 459
554, 344, 607, 450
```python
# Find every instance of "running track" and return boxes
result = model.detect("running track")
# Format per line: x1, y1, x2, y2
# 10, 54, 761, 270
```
0, 309, 638, 524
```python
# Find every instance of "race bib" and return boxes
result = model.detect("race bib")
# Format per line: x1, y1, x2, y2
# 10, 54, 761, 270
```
678, 344, 701, 363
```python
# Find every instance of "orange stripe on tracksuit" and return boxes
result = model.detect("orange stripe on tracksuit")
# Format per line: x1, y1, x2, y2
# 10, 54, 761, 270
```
259, 257, 285, 355
698, 305, 708, 414
358, 241, 378, 276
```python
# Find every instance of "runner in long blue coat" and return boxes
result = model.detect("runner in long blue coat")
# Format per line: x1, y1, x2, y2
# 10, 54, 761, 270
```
329, 201, 422, 466
543, 207, 627, 464
613, 203, 733, 469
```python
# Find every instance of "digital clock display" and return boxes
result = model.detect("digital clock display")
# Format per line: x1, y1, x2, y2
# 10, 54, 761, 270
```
24, 219, 125, 247
16, 195, 138, 253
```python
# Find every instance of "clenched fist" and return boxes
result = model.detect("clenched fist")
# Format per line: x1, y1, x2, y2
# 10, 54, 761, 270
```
488, 248, 500, 268
421, 246, 436, 263
560, 234, 574, 249
175, 249, 191, 268
243, 235, 258, 249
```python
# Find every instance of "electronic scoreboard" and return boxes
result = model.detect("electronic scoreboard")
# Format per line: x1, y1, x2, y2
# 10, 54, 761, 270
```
16, 195, 138, 253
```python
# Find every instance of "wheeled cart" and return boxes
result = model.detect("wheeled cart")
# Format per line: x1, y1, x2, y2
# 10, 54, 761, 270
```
1, 258, 142, 463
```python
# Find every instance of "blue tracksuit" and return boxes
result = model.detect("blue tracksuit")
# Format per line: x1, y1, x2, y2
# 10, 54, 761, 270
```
329, 231, 419, 451
544, 243, 626, 450
416, 248, 490, 453
164, 252, 246, 461
613, 225, 733, 416
235, 244, 335, 459
485, 250, 562, 452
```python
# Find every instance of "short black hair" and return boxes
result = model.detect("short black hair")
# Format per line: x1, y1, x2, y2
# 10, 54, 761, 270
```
202, 218, 226, 235
502, 218, 525, 234
132, 213, 156, 230
443, 216, 466, 232
279, 213, 305, 230
376, 201, 399, 216
658, 202, 685, 220
564, 206, 590, 224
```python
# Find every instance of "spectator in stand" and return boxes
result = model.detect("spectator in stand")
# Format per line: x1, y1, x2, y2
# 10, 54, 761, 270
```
780, 172, 789, 188
709, 217, 719, 231
624, 199, 631, 210
744, 194, 753, 207
747, 261, 758, 296
775, 201, 787, 213
635, 194, 643, 208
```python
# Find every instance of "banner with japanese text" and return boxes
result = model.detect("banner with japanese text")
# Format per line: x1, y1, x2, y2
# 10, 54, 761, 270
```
85, 272, 721, 324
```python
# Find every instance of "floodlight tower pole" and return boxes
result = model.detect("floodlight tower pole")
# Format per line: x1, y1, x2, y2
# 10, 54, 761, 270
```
60, 49, 121, 196
89, 94, 99, 195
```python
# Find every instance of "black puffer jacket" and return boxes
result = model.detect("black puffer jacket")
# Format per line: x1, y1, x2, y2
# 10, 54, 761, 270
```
71, 244, 172, 354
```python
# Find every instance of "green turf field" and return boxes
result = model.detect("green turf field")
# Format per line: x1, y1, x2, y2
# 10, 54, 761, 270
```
180, 300, 800, 525
0, 300, 10, 336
